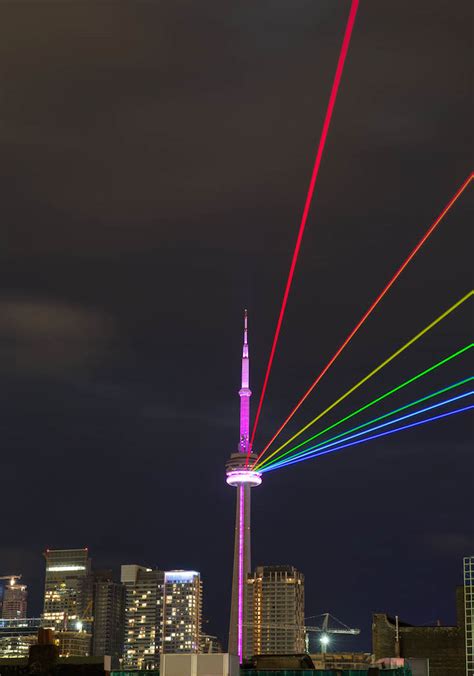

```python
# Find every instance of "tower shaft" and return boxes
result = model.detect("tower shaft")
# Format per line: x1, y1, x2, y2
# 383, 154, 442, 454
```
229, 483, 251, 659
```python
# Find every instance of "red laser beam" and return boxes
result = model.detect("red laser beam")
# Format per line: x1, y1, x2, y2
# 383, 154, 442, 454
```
252, 172, 474, 468
247, 0, 360, 465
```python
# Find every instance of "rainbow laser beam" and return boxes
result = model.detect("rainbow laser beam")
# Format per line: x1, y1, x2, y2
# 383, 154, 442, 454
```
260, 376, 473, 470
261, 403, 474, 473
256, 345, 473, 470
262, 387, 473, 472
247, 0, 360, 463
254, 290, 473, 469
252, 173, 474, 465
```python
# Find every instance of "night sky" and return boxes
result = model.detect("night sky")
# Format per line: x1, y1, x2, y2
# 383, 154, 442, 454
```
1, 0, 472, 651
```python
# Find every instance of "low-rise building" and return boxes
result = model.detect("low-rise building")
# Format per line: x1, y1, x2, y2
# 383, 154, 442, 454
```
372, 588, 465, 676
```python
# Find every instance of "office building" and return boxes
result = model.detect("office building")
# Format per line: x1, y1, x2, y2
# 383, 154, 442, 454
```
245, 565, 305, 657
43, 548, 92, 657
91, 570, 125, 665
162, 571, 202, 654
465, 556, 474, 676
0, 577, 27, 619
121, 564, 164, 670
0, 618, 41, 659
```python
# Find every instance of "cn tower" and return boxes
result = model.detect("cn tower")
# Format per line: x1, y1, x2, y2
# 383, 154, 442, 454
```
226, 310, 262, 662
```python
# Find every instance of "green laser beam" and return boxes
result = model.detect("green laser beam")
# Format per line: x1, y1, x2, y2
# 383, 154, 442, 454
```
258, 343, 473, 469
261, 377, 473, 469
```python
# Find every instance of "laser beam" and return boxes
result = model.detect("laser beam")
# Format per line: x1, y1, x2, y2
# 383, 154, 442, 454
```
262, 386, 473, 471
260, 375, 473, 470
254, 290, 473, 468
261, 403, 474, 473
252, 173, 474, 467
247, 0, 360, 464
256, 345, 473, 470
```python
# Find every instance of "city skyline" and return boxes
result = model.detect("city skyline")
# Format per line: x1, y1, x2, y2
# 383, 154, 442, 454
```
1, 0, 472, 654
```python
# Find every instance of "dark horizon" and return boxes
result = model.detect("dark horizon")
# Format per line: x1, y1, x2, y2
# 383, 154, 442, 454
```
1, 0, 472, 652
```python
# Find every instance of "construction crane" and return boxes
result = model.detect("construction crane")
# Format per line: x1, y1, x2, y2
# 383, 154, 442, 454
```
0, 576, 22, 585
243, 612, 359, 655
305, 613, 360, 653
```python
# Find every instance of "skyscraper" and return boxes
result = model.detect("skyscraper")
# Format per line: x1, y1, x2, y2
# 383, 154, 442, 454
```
0, 577, 27, 619
121, 565, 164, 670
226, 311, 262, 661
91, 570, 125, 665
162, 571, 202, 654
42, 548, 92, 656
43, 548, 92, 630
465, 556, 474, 676
245, 565, 305, 657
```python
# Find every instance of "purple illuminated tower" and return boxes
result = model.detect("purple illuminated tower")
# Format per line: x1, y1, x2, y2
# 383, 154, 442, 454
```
226, 311, 262, 662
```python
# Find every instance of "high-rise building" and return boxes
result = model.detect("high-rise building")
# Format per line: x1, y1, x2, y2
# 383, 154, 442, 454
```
91, 570, 125, 665
245, 565, 305, 657
226, 311, 262, 661
121, 565, 164, 670
43, 548, 92, 657
0, 577, 27, 619
162, 571, 202, 654
465, 556, 474, 676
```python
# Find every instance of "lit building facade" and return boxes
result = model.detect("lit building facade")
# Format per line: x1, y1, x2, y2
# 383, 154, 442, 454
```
465, 556, 474, 676
0, 577, 27, 619
0, 618, 41, 659
43, 548, 92, 656
245, 565, 305, 657
121, 565, 164, 670
91, 571, 125, 664
162, 571, 202, 654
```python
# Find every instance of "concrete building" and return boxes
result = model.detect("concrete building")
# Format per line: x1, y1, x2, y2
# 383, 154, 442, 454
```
465, 556, 474, 676
0, 577, 27, 619
121, 564, 164, 670
161, 653, 239, 676
372, 588, 465, 676
245, 565, 305, 658
91, 570, 125, 664
42, 548, 93, 657
162, 571, 202, 654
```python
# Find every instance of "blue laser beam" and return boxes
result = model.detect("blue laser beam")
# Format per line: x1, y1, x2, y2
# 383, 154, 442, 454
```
261, 402, 474, 473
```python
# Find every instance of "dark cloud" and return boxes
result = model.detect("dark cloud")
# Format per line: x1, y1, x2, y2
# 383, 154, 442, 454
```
0, 297, 114, 376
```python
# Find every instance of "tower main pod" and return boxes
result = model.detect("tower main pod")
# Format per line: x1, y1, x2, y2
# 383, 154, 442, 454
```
226, 311, 262, 662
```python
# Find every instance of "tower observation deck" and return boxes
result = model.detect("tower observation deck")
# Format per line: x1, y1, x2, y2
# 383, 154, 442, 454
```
226, 311, 262, 662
